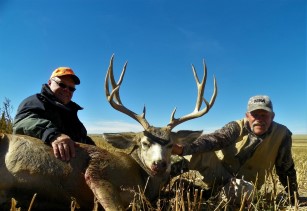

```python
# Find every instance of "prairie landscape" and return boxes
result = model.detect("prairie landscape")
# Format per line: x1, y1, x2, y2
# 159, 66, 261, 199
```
292, 135, 307, 200
8, 134, 307, 211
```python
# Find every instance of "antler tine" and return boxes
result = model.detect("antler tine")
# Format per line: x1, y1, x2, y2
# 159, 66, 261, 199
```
106, 54, 126, 104
167, 60, 218, 130
105, 55, 150, 130
192, 59, 207, 112
112, 55, 124, 104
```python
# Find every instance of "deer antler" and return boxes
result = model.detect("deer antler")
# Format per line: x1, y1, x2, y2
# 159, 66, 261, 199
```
167, 59, 217, 130
105, 55, 151, 130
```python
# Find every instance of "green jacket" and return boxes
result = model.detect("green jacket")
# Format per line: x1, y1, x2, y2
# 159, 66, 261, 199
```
13, 84, 94, 145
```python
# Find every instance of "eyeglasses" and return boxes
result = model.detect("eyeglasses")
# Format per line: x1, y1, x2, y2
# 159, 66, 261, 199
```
52, 79, 76, 92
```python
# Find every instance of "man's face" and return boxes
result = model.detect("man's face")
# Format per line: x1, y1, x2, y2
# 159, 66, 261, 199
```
48, 76, 76, 105
245, 109, 275, 136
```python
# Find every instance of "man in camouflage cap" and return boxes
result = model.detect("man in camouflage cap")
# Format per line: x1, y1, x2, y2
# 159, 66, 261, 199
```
173, 95, 298, 204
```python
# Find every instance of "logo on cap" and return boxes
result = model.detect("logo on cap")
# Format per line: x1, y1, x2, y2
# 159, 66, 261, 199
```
253, 99, 265, 103
247, 95, 273, 113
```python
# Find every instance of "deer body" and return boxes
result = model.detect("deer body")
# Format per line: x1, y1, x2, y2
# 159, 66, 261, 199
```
1, 133, 170, 210
0, 55, 217, 210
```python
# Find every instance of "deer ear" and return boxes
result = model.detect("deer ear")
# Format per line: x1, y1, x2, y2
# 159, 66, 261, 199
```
171, 130, 203, 144
102, 132, 138, 149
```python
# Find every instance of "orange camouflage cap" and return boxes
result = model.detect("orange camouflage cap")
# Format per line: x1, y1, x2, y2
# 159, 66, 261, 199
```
50, 67, 80, 85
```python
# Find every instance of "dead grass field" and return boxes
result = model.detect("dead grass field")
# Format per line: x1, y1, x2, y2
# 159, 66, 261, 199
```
291, 135, 307, 202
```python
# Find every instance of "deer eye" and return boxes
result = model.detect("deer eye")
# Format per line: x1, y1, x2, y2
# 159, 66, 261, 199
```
141, 141, 151, 149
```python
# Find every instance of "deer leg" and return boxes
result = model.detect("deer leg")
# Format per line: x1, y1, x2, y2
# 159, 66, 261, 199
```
85, 168, 125, 211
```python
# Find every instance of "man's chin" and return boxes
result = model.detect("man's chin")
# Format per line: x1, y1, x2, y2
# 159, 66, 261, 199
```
252, 126, 267, 135
59, 97, 71, 105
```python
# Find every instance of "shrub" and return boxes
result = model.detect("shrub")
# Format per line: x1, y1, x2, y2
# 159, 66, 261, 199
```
0, 97, 13, 133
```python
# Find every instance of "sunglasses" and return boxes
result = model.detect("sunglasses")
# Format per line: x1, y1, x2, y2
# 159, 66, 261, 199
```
52, 79, 76, 92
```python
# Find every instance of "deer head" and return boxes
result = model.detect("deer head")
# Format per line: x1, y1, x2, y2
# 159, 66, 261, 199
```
104, 54, 217, 177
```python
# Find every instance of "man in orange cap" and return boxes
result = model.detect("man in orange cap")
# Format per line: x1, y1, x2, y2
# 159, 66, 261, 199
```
13, 67, 95, 161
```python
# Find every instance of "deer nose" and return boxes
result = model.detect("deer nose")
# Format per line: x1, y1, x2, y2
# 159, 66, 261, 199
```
152, 160, 167, 173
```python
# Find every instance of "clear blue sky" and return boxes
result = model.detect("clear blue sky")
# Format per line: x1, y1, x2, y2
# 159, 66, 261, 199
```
0, 0, 306, 134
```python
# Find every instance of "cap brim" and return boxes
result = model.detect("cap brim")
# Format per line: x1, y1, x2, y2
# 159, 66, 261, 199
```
71, 75, 80, 85
248, 105, 272, 113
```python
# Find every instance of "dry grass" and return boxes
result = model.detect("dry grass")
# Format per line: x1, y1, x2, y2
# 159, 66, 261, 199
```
8, 135, 307, 210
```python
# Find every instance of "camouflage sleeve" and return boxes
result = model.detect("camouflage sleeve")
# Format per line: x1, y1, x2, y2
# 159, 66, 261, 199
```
182, 121, 241, 155
275, 130, 299, 197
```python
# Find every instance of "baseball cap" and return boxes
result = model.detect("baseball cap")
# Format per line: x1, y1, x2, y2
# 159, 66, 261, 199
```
50, 67, 80, 85
247, 95, 273, 113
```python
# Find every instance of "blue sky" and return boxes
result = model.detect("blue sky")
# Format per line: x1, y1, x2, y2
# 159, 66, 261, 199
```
0, 0, 306, 134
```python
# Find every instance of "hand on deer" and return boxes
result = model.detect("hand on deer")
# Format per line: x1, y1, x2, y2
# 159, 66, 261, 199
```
172, 144, 184, 156
50, 134, 77, 161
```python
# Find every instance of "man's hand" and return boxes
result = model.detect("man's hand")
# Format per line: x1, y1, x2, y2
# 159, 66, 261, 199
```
172, 144, 184, 156
50, 134, 77, 161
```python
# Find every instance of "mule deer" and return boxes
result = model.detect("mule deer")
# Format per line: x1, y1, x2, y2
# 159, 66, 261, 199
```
0, 55, 217, 210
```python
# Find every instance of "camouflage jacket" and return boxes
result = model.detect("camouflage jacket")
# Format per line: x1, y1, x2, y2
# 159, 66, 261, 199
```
183, 119, 298, 196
